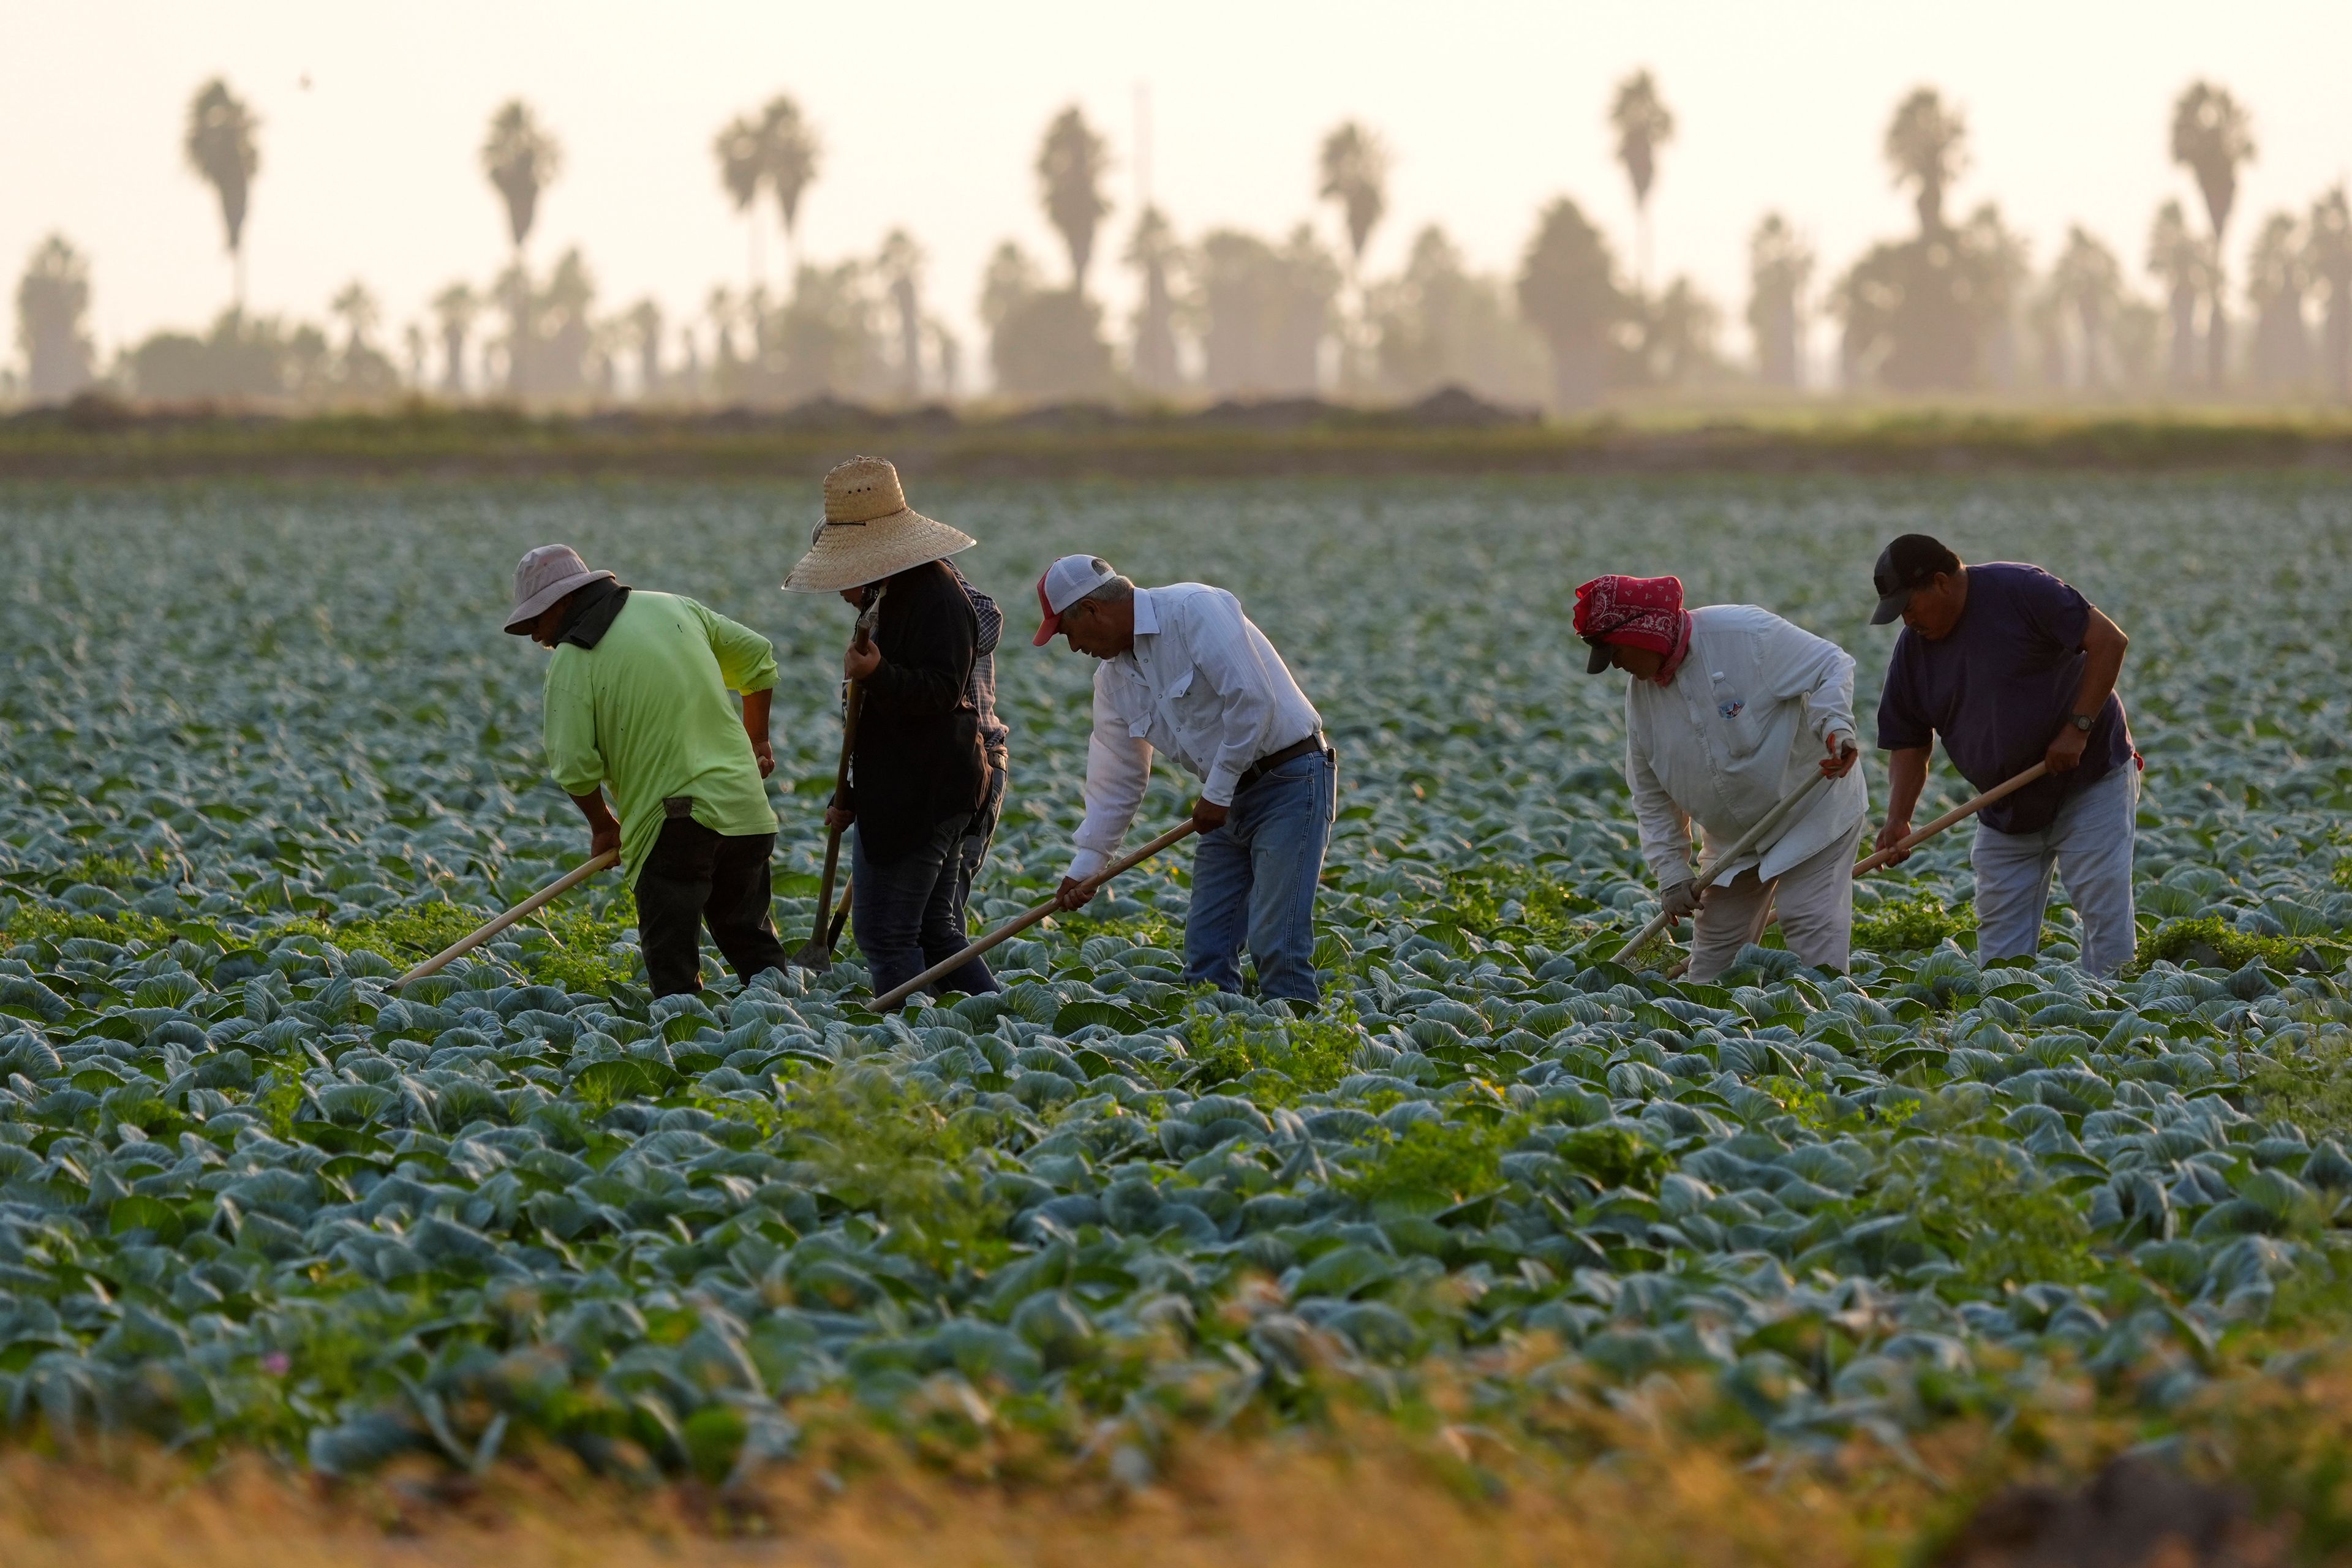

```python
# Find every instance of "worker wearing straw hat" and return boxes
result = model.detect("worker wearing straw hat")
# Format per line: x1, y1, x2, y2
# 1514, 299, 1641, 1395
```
1036, 555, 1335, 1005
786, 456, 1000, 1004
1577, 573, 1866, 979
505, 544, 790, 998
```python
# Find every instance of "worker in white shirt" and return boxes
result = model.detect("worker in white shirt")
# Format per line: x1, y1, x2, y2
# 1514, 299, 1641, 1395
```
1035, 555, 1335, 1004
1575, 573, 1868, 979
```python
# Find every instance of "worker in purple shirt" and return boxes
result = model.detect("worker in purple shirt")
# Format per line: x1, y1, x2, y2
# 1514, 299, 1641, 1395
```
1870, 533, 2138, 974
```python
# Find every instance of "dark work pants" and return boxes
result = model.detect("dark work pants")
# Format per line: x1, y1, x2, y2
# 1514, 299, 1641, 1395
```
634, 817, 790, 997
853, 813, 1000, 1006
949, 758, 1009, 947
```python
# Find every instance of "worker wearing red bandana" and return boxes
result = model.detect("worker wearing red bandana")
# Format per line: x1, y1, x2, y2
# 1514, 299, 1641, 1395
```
1576, 575, 1868, 979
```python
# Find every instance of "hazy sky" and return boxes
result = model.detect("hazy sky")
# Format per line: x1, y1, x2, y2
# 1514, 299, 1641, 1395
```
8, 0, 2351, 383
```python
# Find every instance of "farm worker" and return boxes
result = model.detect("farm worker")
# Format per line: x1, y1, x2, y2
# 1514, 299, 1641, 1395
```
1035, 554, 1335, 1005
1868, 533, 2137, 975
1577, 573, 1866, 980
785, 456, 999, 1004
505, 543, 789, 998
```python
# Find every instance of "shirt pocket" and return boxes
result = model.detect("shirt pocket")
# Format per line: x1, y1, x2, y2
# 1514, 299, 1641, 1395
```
1707, 668, 1766, 759
1158, 662, 1212, 738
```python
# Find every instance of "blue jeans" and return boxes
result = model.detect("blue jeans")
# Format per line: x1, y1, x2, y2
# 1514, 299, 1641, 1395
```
1184, 749, 1335, 1004
1972, 761, 2138, 976
853, 813, 1000, 1005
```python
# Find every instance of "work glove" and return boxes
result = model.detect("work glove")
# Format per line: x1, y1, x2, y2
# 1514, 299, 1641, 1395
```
1660, 879, 1701, 920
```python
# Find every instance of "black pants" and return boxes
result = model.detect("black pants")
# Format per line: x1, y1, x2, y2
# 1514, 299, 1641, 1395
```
635, 817, 789, 998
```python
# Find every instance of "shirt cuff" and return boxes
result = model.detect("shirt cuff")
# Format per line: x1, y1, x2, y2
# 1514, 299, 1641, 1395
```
1066, 847, 1109, 883
1201, 766, 1240, 807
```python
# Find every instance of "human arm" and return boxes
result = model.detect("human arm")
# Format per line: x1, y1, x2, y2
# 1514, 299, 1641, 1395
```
692, 601, 781, 698
742, 687, 774, 778
1758, 612, 1860, 773
1057, 672, 1153, 907
2045, 605, 2128, 774
859, 569, 974, 717
1874, 745, 1931, 863
570, 790, 622, 861
1625, 696, 1697, 895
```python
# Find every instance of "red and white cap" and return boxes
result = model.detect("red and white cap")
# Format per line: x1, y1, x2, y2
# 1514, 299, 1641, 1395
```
1031, 554, 1117, 645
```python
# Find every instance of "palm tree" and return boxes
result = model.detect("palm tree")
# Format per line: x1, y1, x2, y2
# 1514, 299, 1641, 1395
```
625, 298, 663, 399
1609, 71, 1675, 290
481, 101, 562, 396
2244, 211, 2309, 391
1746, 213, 1813, 388
1036, 106, 1112, 291
330, 280, 380, 356
1125, 205, 1183, 396
1884, 88, 1967, 238
2169, 81, 2255, 391
15, 235, 96, 402
2307, 186, 2352, 402
481, 100, 562, 260
184, 78, 261, 312
1516, 197, 1623, 410
1317, 121, 1389, 278
2146, 201, 2209, 394
714, 111, 769, 293
431, 282, 478, 396
875, 229, 924, 402
760, 96, 822, 277
2051, 227, 2124, 393
1317, 121, 1389, 390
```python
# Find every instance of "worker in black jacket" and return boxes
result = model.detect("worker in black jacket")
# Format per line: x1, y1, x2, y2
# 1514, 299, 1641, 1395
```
785, 457, 997, 1001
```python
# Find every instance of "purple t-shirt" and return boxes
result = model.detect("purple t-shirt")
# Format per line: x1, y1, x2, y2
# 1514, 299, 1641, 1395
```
1875, 562, 2133, 834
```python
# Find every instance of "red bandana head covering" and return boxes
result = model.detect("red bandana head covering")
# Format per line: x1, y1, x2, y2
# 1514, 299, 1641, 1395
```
1574, 574, 1692, 684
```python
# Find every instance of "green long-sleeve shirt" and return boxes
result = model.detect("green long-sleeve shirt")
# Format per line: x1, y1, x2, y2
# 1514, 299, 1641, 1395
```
542, 592, 780, 886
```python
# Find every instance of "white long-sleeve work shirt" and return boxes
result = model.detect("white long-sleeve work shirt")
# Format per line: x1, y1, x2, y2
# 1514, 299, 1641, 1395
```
1625, 604, 1869, 890
1067, 582, 1322, 881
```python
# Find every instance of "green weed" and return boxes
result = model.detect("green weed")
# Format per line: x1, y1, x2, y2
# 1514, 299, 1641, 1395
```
1184, 998, 1360, 1101
2135, 914, 2310, 976
775, 1069, 1007, 1271
2248, 1031, 2352, 1142
1870, 1126, 2098, 1290
1855, 895, 1977, 954
1344, 1113, 1519, 1209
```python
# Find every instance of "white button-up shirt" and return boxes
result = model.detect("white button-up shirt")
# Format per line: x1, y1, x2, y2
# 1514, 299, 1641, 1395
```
1626, 604, 1869, 889
1067, 583, 1322, 880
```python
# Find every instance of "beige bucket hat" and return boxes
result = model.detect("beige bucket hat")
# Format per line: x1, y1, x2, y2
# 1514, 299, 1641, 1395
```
504, 543, 616, 634
783, 455, 975, 593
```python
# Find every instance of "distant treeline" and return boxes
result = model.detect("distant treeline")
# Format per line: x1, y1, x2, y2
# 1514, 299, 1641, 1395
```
9, 75, 2347, 413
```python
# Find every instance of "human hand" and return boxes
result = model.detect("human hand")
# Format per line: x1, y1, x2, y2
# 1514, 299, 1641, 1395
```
589, 818, 622, 861
1874, 816, 1913, 865
824, 805, 854, 834
1055, 875, 1097, 911
751, 738, 775, 778
1191, 796, 1230, 834
845, 639, 881, 682
2045, 722, 2089, 774
1822, 734, 1859, 778
1660, 879, 1700, 920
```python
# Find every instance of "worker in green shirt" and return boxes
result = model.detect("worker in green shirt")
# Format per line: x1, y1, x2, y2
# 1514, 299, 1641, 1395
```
505, 543, 790, 997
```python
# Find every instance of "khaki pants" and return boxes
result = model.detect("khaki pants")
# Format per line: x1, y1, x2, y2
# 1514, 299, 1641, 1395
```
1687, 819, 1861, 981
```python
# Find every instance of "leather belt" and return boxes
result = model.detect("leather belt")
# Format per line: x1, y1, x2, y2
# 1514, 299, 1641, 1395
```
1235, 732, 1331, 794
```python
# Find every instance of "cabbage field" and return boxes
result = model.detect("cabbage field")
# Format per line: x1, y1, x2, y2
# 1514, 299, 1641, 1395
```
0, 473, 2348, 1492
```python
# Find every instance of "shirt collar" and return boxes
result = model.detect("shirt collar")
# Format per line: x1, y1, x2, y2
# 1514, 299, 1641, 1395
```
1131, 586, 1159, 637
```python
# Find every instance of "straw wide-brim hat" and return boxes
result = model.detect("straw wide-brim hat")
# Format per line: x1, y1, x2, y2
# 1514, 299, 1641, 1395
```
783, 455, 975, 592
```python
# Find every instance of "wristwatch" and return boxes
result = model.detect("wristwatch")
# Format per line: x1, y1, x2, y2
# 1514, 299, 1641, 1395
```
2068, 713, 2095, 733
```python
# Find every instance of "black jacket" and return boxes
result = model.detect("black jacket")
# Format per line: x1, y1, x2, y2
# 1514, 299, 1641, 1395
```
844, 559, 986, 864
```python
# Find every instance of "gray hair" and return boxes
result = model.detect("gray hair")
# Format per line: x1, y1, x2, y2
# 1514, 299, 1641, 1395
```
1079, 562, 1133, 605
